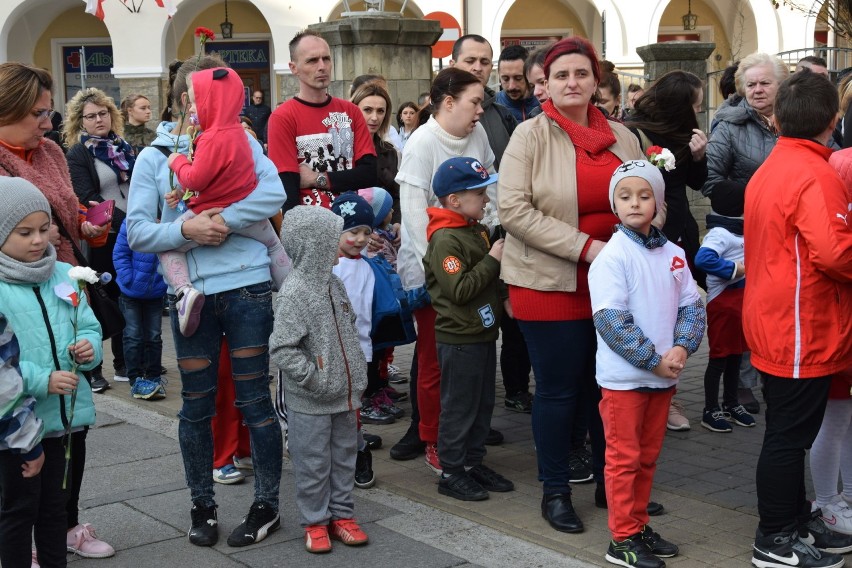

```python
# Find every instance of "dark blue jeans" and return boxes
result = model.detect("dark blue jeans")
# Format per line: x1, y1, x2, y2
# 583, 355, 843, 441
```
518, 319, 605, 495
169, 281, 282, 510
119, 294, 164, 380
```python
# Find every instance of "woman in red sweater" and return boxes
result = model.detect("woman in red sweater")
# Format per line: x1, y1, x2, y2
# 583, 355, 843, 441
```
497, 37, 644, 534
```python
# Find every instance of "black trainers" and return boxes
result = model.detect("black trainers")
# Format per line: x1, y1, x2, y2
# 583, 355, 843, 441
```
355, 448, 375, 489
467, 464, 514, 492
227, 502, 280, 547
389, 422, 425, 460
504, 391, 532, 413
89, 372, 110, 393
605, 533, 665, 568
640, 525, 678, 557
438, 471, 489, 501
802, 512, 852, 553
188, 503, 218, 547
595, 483, 665, 516
484, 428, 504, 446
362, 430, 382, 450
753, 527, 844, 568
568, 448, 594, 483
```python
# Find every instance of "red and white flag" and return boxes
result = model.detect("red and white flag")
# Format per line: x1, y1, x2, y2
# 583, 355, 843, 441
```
83, 0, 105, 20
155, 0, 177, 17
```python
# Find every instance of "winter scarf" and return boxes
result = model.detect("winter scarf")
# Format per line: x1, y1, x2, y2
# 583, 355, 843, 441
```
542, 100, 617, 156
82, 132, 135, 183
0, 246, 56, 285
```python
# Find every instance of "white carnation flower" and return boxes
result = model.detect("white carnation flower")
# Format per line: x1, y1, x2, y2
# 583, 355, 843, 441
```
660, 148, 676, 172
68, 266, 99, 284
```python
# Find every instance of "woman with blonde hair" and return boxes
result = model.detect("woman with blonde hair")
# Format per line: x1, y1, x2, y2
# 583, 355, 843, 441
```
120, 94, 155, 153
65, 88, 136, 393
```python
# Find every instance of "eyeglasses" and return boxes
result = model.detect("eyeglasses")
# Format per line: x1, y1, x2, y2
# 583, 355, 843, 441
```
614, 161, 648, 174
31, 108, 51, 121
82, 110, 110, 122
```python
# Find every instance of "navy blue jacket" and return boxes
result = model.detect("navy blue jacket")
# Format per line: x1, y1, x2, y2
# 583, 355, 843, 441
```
112, 219, 167, 300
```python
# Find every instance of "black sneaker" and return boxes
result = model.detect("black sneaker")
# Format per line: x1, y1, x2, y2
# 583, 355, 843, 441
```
753, 528, 844, 568
595, 484, 665, 516
438, 471, 489, 501
355, 448, 375, 489
568, 448, 593, 483
362, 431, 382, 450
89, 372, 110, 393
485, 428, 504, 446
188, 503, 218, 547
467, 464, 514, 492
227, 502, 280, 547
389, 423, 425, 460
640, 525, 678, 557
802, 512, 852, 553
504, 392, 532, 413
606, 533, 665, 568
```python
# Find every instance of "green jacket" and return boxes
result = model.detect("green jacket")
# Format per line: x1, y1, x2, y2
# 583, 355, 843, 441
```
423, 208, 502, 344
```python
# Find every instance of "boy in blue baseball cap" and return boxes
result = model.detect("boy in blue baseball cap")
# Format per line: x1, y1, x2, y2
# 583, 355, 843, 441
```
422, 157, 515, 501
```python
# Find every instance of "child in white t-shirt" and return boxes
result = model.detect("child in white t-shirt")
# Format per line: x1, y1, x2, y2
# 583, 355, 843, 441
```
589, 159, 705, 568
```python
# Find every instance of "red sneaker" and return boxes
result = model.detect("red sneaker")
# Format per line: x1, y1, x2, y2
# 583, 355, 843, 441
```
424, 443, 442, 475
304, 524, 331, 553
329, 518, 369, 546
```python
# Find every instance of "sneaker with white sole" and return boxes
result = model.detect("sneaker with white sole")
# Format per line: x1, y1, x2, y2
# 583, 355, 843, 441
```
724, 403, 756, 427
233, 455, 254, 470
227, 501, 280, 547
176, 287, 205, 337
425, 443, 442, 475
752, 527, 843, 568
66, 523, 115, 558
213, 464, 244, 484
701, 407, 733, 433
131, 378, 165, 400
387, 363, 408, 384
819, 496, 852, 536
666, 399, 690, 431
801, 511, 852, 553
188, 503, 218, 546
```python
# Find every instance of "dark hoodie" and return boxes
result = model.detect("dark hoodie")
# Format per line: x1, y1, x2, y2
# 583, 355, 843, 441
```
423, 207, 502, 344
169, 67, 257, 211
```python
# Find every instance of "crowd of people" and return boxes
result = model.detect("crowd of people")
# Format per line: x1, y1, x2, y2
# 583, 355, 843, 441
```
2, 26, 852, 568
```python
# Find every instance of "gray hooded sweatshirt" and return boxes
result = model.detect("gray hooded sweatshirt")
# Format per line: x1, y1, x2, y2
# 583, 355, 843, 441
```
269, 206, 367, 415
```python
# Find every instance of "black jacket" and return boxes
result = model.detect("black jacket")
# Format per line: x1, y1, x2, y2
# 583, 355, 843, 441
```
66, 143, 125, 232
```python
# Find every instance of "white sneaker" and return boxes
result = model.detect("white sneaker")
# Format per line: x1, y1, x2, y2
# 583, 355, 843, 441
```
213, 464, 244, 485
233, 455, 254, 470
176, 287, 204, 337
821, 496, 852, 535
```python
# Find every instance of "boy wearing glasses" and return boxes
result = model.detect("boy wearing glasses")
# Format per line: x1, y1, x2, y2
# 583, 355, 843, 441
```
589, 160, 705, 568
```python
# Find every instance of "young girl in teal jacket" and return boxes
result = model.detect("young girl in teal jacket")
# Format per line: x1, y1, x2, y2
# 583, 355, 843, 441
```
0, 177, 104, 567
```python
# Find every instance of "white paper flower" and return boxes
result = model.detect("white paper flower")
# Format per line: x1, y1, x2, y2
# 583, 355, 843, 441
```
68, 266, 99, 285
659, 148, 676, 172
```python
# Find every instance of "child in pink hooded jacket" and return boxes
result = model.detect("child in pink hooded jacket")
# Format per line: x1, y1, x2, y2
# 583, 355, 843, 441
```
165, 67, 288, 336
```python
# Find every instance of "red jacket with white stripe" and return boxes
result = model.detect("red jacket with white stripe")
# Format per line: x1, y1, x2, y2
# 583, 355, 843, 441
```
743, 137, 852, 379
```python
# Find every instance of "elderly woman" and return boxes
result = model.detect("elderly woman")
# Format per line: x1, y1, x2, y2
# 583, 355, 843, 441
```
498, 37, 644, 534
703, 52, 788, 414
65, 88, 136, 393
0, 62, 114, 563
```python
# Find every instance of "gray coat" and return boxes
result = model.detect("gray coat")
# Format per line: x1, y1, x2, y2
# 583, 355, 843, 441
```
269, 206, 367, 415
703, 97, 777, 197
479, 87, 517, 171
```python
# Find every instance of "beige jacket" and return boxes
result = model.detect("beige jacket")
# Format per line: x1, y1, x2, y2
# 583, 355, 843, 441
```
498, 113, 643, 292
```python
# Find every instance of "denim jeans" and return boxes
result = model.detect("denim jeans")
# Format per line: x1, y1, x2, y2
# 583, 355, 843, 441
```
518, 319, 605, 495
119, 294, 164, 379
169, 281, 282, 510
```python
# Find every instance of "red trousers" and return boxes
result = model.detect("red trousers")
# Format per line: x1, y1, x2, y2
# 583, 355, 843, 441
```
212, 339, 251, 469
415, 306, 441, 443
600, 387, 673, 539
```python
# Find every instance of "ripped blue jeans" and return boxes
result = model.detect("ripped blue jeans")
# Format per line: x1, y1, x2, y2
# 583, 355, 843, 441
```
169, 281, 282, 510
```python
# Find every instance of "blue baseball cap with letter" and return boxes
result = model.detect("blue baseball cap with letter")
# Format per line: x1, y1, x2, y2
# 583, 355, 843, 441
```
432, 156, 498, 198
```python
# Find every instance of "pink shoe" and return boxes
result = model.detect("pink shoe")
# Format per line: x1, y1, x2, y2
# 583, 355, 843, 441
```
31, 549, 39, 568
67, 523, 115, 558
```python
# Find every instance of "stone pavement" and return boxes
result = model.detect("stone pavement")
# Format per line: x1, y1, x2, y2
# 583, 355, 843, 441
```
72, 321, 786, 567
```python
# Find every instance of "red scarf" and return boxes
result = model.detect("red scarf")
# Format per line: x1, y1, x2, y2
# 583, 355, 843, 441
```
542, 100, 616, 156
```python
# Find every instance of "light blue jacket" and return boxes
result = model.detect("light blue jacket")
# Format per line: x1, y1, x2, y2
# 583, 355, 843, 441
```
126, 122, 285, 295
0, 262, 102, 435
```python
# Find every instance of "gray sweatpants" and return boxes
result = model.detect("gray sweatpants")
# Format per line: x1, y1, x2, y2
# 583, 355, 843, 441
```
288, 409, 358, 527
436, 341, 496, 475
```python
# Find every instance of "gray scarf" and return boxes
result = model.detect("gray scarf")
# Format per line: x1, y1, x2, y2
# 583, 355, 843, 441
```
0, 245, 57, 284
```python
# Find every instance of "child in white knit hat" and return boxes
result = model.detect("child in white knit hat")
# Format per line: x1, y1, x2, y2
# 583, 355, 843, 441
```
589, 159, 706, 568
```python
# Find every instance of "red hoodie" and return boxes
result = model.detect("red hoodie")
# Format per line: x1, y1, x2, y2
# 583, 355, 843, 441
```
169, 67, 257, 211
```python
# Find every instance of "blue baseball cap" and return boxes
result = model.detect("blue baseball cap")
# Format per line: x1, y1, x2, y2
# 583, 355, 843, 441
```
432, 156, 498, 198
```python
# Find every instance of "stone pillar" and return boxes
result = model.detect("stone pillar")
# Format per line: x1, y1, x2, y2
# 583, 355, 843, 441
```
636, 41, 716, 236
284, 14, 441, 112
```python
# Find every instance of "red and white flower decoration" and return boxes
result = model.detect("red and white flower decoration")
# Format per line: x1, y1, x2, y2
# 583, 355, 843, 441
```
646, 145, 676, 172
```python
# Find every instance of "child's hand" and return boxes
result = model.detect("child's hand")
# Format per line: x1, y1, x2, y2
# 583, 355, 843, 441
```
662, 345, 688, 369
652, 359, 681, 380
167, 152, 181, 167
21, 452, 44, 478
165, 190, 180, 209
48, 371, 79, 394
68, 340, 94, 364
489, 238, 505, 262
735, 262, 745, 278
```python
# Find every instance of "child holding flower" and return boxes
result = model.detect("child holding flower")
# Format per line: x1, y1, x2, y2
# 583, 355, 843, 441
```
0, 177, 111, 565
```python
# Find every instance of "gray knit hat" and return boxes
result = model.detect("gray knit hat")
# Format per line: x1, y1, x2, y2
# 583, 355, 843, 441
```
0, 177, 51, 246
609, 160, 666, 216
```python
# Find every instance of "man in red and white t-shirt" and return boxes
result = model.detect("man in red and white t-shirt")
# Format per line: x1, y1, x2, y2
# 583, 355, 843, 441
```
268, 30, 377, 211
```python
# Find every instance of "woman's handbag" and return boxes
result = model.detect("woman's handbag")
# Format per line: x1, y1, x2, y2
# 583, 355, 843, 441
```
52, 212, 126, 340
